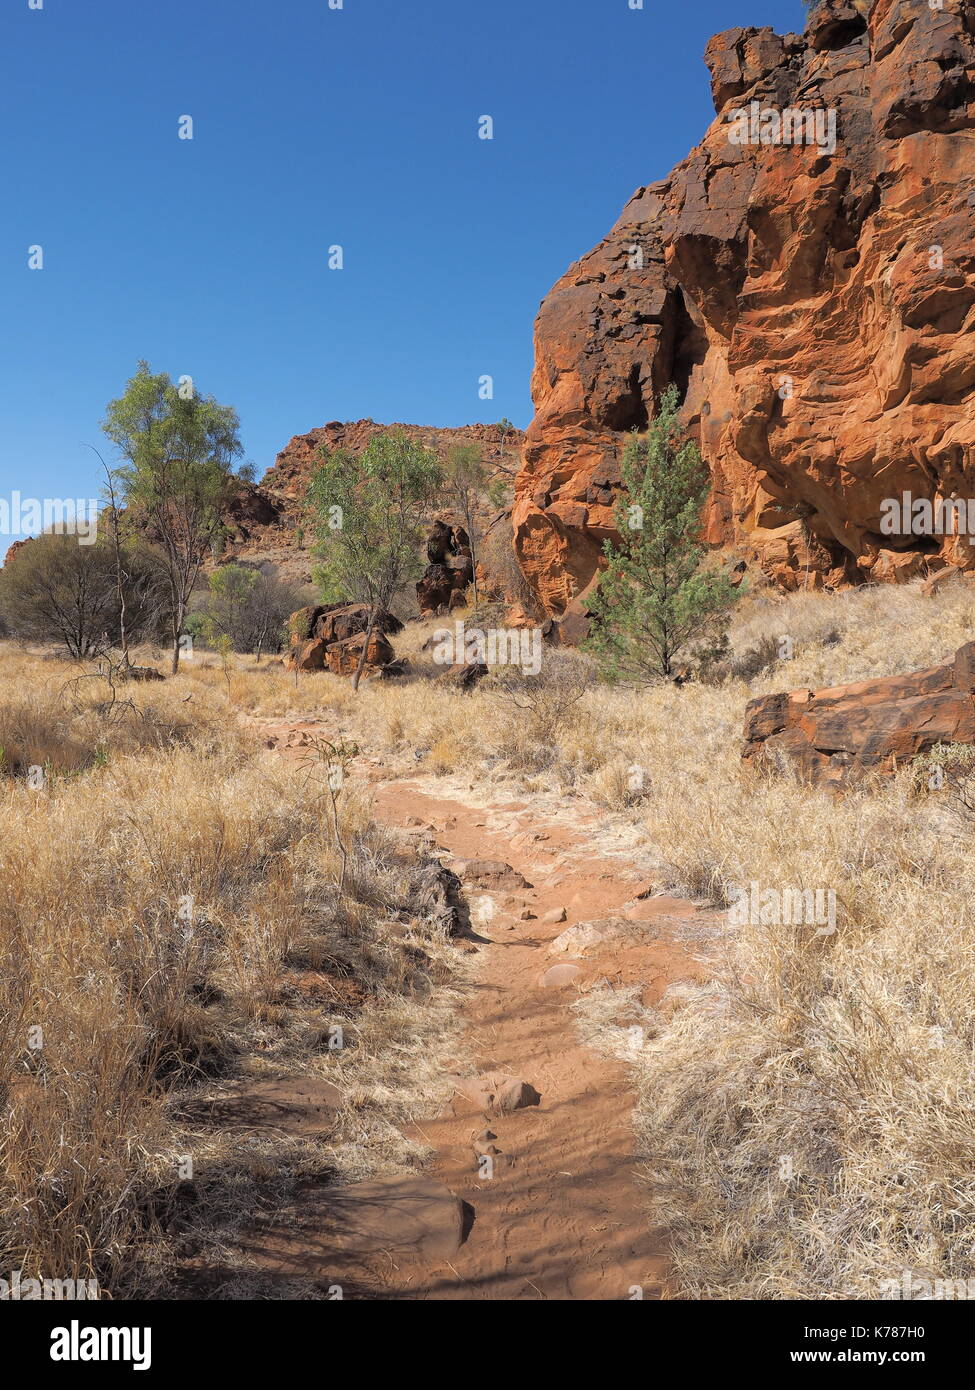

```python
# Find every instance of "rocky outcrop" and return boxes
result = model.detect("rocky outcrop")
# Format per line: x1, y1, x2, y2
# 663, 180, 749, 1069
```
205, 420, 523, 593
284, 602, 401, 675
3, 538, 32, 567
515, 0, 975, 614
417, 520, 474, 614
325, 629, 395, 677
264, 420, 523, 500
743, 641, 975, 786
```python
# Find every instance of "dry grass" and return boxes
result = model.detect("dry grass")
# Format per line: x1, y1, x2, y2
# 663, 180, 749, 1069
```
546, 579, 975, 1300
239, 578, 975, 1300
0, 651, 214, 779
733, 578, 975, 690
0, 643, 461, 1296
11, 571, 972, 1299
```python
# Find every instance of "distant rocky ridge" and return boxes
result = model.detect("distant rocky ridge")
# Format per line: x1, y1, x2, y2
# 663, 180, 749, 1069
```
3, 421, 525, 621
513, 0, 975, 618
219, 419, 524, 596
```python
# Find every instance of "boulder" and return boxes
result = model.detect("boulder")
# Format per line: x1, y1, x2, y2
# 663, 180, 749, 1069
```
552, 592, 593, 647
426, 519, 454, 564
453, 859, 532, 890
433, 661, 488, 691
287, 605, 327, 646
313, 603, 402, 645
117, 664, 164, 682
377, 657, 411, 680
743, 642, 975, 787
324, 629, 395, 677
449, 1072, 542, 1116
538, 963, 583, 989
416, 564, 455, 614
548, 918, 635, 955
283, 603, 400, 678
286, 637, 328, 672
417, 521, 475, 613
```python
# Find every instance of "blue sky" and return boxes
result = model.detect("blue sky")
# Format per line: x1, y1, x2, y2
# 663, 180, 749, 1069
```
0, 0, 805, 532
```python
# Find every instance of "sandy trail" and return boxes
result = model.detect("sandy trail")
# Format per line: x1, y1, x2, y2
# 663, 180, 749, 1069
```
239, 716, 718, 1299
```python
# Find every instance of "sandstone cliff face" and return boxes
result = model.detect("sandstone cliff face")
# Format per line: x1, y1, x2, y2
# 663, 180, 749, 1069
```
514, 0, 975, 614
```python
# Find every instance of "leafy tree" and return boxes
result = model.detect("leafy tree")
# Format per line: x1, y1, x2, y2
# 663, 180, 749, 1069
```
196, 563, 302, 658
198, 564, 256, 651
487, 475, 510, 509
309, 556, 347, 606
443, 442, 487, 608
308, 431, 443, 690
0, 531, 160, 659
583, 384, 738, 680
84, 443, 142, 668
102, 361, 243, 674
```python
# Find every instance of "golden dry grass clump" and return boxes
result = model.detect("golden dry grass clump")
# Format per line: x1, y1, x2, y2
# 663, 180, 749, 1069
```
0, 644, 460, 1296
540, 580, 975, 1300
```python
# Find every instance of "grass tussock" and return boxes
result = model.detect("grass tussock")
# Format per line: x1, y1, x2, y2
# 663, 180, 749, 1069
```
0, 643, 461, 1296
556, 581, 975, 1299
623, 758, 975, 1298
0, 653, 219, 779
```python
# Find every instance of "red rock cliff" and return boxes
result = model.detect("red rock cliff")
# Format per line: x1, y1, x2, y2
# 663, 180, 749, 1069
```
514, 0, 975, 614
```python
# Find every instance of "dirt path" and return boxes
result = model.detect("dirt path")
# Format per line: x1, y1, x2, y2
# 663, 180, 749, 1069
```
239, 716, 720, 1300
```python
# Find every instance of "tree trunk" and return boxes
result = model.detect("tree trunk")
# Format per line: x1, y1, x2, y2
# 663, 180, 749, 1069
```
171, 599, 184, 675
95, 456, 129, 668
465, 503, 478, 613
111, 510, 129, 667
255, 616, 268, 663
351, 607, 378, 693
118, 582, 129, 667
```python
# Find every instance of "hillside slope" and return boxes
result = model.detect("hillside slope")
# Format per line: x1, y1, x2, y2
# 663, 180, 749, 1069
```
220, 420, 524, 593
